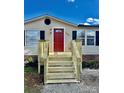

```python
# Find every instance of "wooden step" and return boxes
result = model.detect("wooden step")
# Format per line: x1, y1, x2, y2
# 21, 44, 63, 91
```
48, 67, 74, 72
48, 56, 72, 61
48, 61, 73, 63
47, 73, 75, 79
45, 79, 79, 84
44, 52, 80, 84
48, 61, 73, 67
49, 52, 72, 56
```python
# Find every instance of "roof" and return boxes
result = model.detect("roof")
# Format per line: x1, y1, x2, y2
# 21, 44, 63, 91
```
78, 24, 99, 27
24, 14, 78, 27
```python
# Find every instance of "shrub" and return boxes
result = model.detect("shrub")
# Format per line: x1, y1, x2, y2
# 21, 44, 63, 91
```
82, 61, 99, 69
24, 56, 33, 62
24, 56, 38, 66
24, 66, 37, 73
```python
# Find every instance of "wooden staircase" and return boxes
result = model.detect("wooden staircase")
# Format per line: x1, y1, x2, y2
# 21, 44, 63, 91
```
45, 52, 79, 84
38, 40, 82, 84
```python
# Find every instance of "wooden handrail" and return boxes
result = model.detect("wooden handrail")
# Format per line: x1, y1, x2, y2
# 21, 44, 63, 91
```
39, 40, 49, 59
71, 40, 82, 81
72, 41, 81, 58
38, 40, 49, 83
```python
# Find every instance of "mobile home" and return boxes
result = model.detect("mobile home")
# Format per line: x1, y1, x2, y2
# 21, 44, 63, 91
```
24, 15, 99, 84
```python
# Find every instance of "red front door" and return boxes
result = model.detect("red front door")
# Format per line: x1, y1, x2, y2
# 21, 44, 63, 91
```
54, 28, 64, 52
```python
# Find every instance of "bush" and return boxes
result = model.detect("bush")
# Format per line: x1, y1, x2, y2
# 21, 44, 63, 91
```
24, 62, 38, 73
24, 66, 37, 73
82, 61, 99, 69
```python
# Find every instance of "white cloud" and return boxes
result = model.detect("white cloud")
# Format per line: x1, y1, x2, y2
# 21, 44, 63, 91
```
94, 18, 99, 22
86, 17, 94, 22
83, 22, 91, 25
68, 0, 75, 3
86, 18, 99, 25
93, 18, 99, 25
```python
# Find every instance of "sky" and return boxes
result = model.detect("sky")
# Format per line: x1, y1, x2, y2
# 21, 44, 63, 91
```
24, 0, 99, 25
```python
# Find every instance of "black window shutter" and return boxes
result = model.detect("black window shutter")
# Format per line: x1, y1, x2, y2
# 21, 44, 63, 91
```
24, 30, 25, 46
40, 31, 45, 40
96, 31, 99, 46
72, 31, 77, 40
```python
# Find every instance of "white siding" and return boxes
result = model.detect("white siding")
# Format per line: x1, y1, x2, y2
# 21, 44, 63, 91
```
24, 46, 38, 55
82, 46, 99, 55
24, 16, 99, 55
78, 29, 99, 55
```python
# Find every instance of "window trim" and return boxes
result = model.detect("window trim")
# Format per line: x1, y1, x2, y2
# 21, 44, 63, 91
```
81, 38, 85, 45
80, 30, 85, 45
87, 37, 95, 45
76, 30, 85, 45
25, 30, 40, 46
86, 30, 96, 46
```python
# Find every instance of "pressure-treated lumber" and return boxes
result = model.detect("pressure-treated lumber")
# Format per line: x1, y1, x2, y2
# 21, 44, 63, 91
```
38, 40, 82, 84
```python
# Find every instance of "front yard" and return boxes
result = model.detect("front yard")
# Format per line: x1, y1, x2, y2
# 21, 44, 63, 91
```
40, 69, 99, 93
24, 62, 99, 93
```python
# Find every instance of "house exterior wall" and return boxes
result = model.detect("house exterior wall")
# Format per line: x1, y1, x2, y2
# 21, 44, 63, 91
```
24, 16, 99, 61
82, 55, 99, 62
24, 17, 79, 54
82, 46, 99, 55
78, 27, 99, 55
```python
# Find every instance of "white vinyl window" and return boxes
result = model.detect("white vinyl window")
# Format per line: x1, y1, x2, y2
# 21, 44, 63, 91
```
86, 30, 95, 45
25, 30, 40, 46
77, 30, 85, 45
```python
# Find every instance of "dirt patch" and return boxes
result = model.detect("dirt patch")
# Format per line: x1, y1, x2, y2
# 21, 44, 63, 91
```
82, 69, 99, 84
24, 65, 44, 93
40, 69, 99, 93
25, 73, 43, 87
24, 72, 43, 93
24, 66, 99, 93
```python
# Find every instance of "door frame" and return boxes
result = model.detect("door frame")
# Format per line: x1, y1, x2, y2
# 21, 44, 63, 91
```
52, 27, 65, 52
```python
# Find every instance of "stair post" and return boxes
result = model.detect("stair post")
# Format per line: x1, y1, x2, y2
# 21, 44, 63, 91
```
76, 39, 82, 73
38, 55, 40, 74
38, 40, 49, 75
